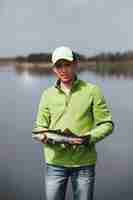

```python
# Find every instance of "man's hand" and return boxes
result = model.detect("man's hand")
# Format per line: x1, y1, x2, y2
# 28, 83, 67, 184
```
68, 135, 91, 145
68, 138, 84, 144
41, 134, 48, 144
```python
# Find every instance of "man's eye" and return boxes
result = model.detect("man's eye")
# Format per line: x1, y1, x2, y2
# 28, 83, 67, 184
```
56, 63, 71, 68
55, 64, 62, 68
63, 63, 71, 67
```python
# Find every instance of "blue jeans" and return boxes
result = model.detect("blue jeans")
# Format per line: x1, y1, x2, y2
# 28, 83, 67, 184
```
45, 163, 96, 200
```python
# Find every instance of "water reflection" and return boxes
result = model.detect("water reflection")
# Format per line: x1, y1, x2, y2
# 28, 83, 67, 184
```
15, 62, 53, 77
14, 62, 133, 79
0, 61, 133, 79
20, 70, 34, 84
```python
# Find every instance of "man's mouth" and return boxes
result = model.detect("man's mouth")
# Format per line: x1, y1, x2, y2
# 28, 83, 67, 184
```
61, 74, 69, 78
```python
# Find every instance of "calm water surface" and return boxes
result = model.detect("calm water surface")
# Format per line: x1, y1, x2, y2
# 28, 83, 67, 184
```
0, 64, 132, 200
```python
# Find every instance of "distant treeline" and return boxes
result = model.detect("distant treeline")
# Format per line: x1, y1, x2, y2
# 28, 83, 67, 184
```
88, 51, 133, 62
15, 52, 86, 63
15, 51, 133, 63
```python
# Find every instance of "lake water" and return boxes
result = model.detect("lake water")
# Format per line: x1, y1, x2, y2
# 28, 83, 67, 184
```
0, 64, 132, 200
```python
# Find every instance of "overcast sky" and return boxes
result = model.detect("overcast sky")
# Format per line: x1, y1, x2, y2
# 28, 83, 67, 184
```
0, 0, 133, 57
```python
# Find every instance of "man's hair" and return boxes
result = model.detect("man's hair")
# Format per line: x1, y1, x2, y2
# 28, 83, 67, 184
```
72, 51, 79, 62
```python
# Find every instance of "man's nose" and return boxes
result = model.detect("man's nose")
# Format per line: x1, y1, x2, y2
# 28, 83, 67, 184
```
61, 65, 67, 72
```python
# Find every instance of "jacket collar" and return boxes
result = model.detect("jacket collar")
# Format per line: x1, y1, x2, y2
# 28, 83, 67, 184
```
54, 74, 79, 91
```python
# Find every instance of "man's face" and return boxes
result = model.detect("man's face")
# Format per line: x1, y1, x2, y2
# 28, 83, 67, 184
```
52, 59, 77, 83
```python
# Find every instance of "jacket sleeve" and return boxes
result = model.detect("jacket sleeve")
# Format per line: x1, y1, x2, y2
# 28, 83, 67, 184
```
88, 85, 114, 145
32, 91, 51, 131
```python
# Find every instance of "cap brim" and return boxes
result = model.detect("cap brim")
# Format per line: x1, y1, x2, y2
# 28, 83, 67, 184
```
52, 57, 73, 66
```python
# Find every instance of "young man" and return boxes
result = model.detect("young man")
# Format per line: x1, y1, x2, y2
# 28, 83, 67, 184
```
32, 46, 114, 200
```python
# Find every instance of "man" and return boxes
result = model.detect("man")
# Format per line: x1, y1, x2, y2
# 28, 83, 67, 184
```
32, 46, 114, 200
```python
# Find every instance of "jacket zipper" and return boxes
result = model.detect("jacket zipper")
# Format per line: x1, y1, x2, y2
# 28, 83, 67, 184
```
51, 89, 72, 129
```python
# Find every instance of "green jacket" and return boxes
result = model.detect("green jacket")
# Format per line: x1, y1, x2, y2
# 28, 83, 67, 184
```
33, 75, 114, 167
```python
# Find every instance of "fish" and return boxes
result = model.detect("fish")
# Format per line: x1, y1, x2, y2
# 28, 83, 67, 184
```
32, 128, 90, 145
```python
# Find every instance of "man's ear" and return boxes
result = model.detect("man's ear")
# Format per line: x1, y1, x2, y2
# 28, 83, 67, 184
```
72, 59, 77, 65
73, 60, 79, 70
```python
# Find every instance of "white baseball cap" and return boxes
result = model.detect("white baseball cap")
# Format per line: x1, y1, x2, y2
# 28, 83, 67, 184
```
52, 46, 73, 65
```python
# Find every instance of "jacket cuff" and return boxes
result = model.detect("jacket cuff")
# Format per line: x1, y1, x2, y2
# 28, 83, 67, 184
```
86, 122, 114, 145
